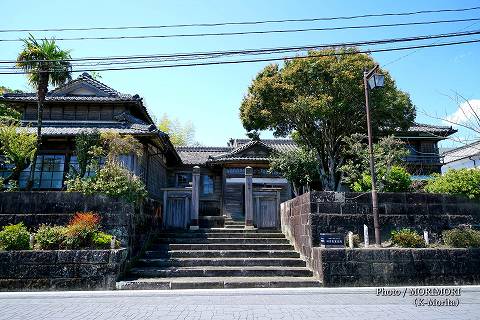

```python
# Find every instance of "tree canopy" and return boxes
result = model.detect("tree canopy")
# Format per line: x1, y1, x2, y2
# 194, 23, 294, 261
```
157, 113, 196, 146
269, 148, 318, 196
240, 48, 415, 190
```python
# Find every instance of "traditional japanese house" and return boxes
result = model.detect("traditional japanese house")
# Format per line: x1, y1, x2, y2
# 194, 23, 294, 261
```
0, 72, 180, 199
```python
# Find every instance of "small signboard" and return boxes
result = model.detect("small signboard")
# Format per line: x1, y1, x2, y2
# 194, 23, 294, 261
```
319, 233, 345, 248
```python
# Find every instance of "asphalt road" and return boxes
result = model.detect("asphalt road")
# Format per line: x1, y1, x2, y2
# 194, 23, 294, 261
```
0, 286, 479, 320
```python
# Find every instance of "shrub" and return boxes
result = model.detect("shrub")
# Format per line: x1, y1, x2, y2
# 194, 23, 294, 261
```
92, 232, 120, 249
442, 228, 480, 248
0, 223, 30, 250
63, 212, 100, 249
391, 228, 425, 248
425, 168, 480, 199
66, 163, 147, 203
353, 166, 411, 192
35, 225, 66, 250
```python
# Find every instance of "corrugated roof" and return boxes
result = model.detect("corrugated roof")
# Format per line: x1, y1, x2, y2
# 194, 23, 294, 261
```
442, 141, 480, 164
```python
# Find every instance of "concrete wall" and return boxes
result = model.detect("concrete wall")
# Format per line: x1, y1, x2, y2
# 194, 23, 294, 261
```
0, 192, 162, 259
313, 248, 480, 287
0, 249, 127, 291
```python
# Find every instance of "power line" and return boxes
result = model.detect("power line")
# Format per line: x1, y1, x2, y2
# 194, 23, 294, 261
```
3, 38, 480, 75
2, 17, 480, 42
383, 20, 480, 67
2, 5, 480, 33
2, 29, 479, 65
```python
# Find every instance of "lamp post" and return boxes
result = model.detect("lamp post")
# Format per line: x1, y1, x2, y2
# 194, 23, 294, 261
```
363, 64, 384, 247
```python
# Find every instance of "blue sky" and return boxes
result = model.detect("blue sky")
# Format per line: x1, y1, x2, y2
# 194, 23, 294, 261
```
1, 0, 479, 147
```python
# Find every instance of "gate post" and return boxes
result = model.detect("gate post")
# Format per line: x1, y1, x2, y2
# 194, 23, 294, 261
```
245, 166, 254, 229
190, 166, 200, 230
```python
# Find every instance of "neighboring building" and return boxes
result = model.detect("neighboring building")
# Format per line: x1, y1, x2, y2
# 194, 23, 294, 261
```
442, 141, 480, 172
0, 73, 180, 199
395, 123, 456, 178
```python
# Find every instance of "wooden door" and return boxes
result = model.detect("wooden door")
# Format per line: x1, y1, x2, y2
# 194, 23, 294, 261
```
253, 190, 280, 229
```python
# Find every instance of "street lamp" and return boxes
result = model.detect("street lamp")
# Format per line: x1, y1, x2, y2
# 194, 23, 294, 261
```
363, 64, 384, 247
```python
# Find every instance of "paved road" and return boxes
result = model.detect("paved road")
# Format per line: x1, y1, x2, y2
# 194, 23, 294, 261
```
0, 286, 479, 320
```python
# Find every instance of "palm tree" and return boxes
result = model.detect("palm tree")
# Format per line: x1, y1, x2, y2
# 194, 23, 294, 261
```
16, 35, 71, 189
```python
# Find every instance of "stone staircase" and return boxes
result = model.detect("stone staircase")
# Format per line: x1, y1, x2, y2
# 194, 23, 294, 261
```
117, 227, 321, 290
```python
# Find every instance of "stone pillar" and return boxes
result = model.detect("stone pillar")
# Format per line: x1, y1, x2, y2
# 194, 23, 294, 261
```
190, 166, 200, 230
245, 166, 254, 229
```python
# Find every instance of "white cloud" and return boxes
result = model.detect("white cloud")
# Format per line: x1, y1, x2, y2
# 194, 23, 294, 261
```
445, 99, 480, 125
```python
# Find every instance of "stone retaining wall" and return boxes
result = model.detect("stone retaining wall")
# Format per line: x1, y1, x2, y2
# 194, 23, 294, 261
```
0, 249, 127, 291
281, 191, 480, 251
280, 191, 480, 286
0, 192, 162, 260
313, 248, 480, 287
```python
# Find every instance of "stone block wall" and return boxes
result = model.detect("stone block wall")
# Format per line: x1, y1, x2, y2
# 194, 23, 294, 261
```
0, 249, 127, 291
281, 191, 480, 286
281, 191, 480, 249
0, 192, 162, 259
313, 248, 480, 287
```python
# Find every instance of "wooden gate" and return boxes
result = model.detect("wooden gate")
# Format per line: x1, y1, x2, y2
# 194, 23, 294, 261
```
253, 188, 281, 229
162, 188, 192, 229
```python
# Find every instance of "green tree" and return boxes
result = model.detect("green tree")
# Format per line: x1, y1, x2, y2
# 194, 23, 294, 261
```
240, 48, 415, 190
0, 124, 37, 186
16, 35, 72, 189
157, 113, 196, 146
269, 148, 318, 196
341, 134, 410, 191
0, 86, 21, 124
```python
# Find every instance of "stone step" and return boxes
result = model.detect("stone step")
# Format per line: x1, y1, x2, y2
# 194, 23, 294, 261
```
143, 250, 301, 259
199, 216, 224, 228
136, 257, 306, 267
151, 243, 294, 251
196, 228, 279, 233
153, 237, 289, 244
155, 232, 285, 239
117, 277, 322, 290
128, 266, 313, 278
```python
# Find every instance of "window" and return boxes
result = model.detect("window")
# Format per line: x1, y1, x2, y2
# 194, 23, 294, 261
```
0, 156, 13, 180
201, 175, 214, 195
69, 155, 105, 178
176, 173, 192, 188
19, 155, 65, 189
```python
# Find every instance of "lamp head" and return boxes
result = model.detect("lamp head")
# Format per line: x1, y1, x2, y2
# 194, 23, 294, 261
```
368, 73, 385, 89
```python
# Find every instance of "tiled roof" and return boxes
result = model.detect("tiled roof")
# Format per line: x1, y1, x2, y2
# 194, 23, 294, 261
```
442, 141, 480, 164
0, 72, 154, 124
233, 139, 298, 153
19, 112, 157, 136
176, 139, 298, 165
405, 123, 456, 136
50, 72, 126, 97
176, 146, 231, 165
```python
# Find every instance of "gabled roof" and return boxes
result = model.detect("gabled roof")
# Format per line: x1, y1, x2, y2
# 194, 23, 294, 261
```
208, 140, 274, 163
176, 146, 231, 165
232, 138, 298, 153
0, 72, 155, 125
442, 141, 480, 164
